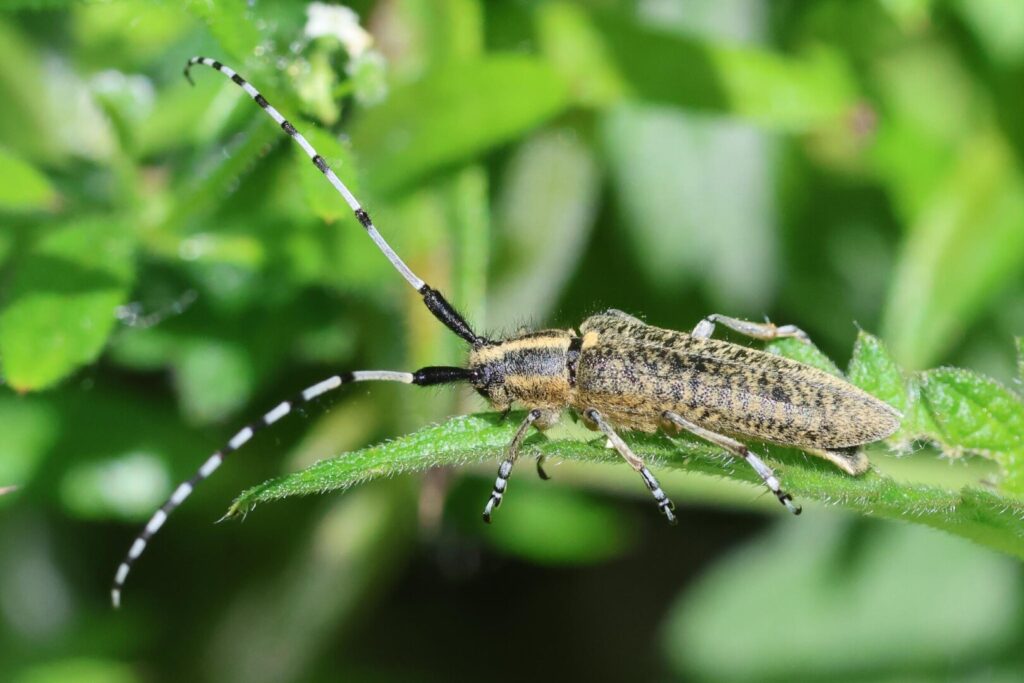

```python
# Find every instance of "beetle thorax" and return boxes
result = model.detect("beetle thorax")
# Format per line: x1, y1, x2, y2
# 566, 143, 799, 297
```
468, 329, 578, 411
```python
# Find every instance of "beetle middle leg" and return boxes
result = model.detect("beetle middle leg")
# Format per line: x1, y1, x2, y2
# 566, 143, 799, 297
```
582, 408, 677, 524
662, 410, 801, 515
692, 313, 811, 344
535, 455, 551, 480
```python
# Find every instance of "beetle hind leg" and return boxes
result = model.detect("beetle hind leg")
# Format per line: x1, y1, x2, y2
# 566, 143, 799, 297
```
803, 445, 870, 476
662, 411, 801, 515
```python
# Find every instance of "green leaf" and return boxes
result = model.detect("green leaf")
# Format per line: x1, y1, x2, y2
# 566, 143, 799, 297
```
0, 147, 57, 211
535, 3, 626, 107
59, 452, 170, 521
0, 395, 59, 493
1016, 337, 1023, 381
554, 8, 859, 131
0, 0, 75, 7
229, 411, 1024, 562
765, 337, 843, 376
12, 659, 137, 683
0, 22, 67, 164
662, 516, 1019, 681
0, 218, 134, 390
351, 55, 569, 195
848, 332, 1024, 495
488, 127, 599, 328
847, 330, 908, 416
882, 131, 1024, 368
173, 339, 255, 425
183, 0, 262, 65
599, 104, 776, 310
951, 0, 1024, 67
918, 368, 1024, 495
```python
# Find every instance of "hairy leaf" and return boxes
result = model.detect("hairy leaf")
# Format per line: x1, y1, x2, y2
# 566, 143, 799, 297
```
848, 331, 1024, 495
230, 331, 1024, 561
230, 410, 1024, 560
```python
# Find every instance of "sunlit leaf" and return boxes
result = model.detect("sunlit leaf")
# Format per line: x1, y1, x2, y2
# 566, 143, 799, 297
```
0, 218, 134, 390
351, 55, 569, 195
848, 332, 1024, 495
918, 368, 1024, 495
0, 147, 57, 211
847, 330, 908, 416
765, 337, 843, 376
0, 22, 67, 164
173, 338, 255, 425
663, 516, 1018, 681
184, 0, 262, 64
577, 9, 858, 131
12, 659, 137, 683
601, 103, 776, 309
536, 2, 625, 107
0, 396, 59, 493
59, 452, 170, 521
1017, 337, 1023, 381
951, 0, 1024, 66
488, 127, 599, 328
882, 131, 1024, 368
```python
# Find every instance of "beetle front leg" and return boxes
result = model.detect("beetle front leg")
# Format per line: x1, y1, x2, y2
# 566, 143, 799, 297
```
662, 410, 801, 515
692, 313, 811, 345
483, 409, 551, 523
583, 408, 677, 524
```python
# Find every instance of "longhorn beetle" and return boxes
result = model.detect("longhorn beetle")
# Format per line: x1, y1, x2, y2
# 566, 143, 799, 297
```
111, 57, 902, 607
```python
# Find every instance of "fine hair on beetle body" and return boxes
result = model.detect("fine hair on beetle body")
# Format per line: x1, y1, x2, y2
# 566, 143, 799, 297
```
111, 57, 903, 608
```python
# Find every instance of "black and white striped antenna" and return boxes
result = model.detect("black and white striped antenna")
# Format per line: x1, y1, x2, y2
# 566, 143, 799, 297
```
111, 57, 486, 607
184, 57, 485, 348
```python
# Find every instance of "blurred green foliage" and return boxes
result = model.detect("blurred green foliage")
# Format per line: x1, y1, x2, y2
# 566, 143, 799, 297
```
1, 1, 1023, 682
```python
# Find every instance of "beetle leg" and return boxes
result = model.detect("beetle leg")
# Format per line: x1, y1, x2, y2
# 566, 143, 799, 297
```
692, 314, 811, 345
483, 409, 543, 523
583, 408, 677, 524
535, 455, 551, 481
662, 410, 801, 515
803, 445, 870, 476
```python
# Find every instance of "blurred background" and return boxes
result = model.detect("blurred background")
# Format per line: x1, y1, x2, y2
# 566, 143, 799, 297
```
1, 0, 1023, 681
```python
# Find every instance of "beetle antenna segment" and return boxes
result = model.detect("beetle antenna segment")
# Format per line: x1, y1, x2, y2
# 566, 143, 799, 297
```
183, 57, 486, 348
112, 366, 472, 608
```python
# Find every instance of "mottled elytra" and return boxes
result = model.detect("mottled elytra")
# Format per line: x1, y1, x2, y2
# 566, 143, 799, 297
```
111, 57, 902, 607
